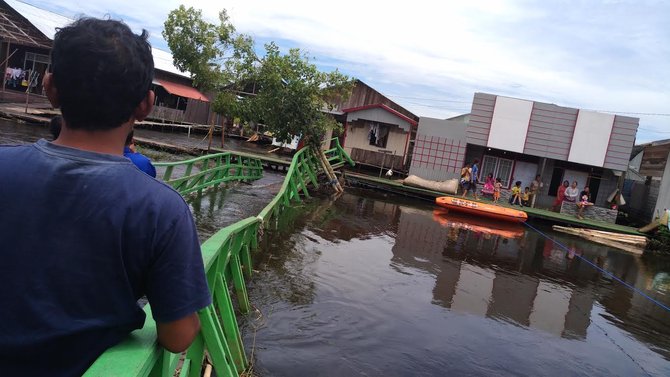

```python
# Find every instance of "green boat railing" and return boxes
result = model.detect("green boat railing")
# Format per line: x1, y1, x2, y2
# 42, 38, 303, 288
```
84, 138, 353, 377
154, 152, 264, 195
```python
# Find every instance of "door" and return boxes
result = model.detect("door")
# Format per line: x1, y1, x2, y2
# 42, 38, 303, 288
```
511, 161, 538, 190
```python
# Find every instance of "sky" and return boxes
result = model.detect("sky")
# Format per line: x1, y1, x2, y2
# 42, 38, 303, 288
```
21, 0, 670, 143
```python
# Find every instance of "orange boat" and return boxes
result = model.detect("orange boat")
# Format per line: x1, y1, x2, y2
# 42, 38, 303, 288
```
435, 196, 528, 223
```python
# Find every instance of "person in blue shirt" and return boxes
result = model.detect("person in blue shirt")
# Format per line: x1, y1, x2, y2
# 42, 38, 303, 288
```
0, 18, 210, 376
124, 130, 156, 177
471, 158, 480, 200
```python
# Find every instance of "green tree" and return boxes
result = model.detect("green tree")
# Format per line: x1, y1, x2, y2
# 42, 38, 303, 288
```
163, 6, 353, 147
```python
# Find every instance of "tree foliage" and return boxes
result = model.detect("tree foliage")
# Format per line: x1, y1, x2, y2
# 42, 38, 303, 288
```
163, 6, 353, 146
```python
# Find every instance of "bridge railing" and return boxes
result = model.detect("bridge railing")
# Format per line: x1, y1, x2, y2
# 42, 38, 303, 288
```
323, 137, 355, 170
155, 152, 264, 195
85, 138, 353, 377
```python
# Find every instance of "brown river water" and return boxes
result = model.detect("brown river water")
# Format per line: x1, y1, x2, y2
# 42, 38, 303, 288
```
2, 119, 669, 376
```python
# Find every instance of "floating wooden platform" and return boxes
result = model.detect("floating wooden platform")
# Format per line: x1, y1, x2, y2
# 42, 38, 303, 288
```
553, 225, 647, 255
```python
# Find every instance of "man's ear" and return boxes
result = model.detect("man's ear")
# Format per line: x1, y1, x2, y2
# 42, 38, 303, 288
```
43, 73, 60, 108
134, 90, 155, 121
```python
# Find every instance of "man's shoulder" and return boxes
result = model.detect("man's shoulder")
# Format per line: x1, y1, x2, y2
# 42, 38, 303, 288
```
0, 143, 33, 156
127, 169, 184, 205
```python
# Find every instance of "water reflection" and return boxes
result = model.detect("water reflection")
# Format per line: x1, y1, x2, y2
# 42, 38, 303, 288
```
393, 204, 670, 351
245, 190, 670, 376
433, 208, 525, 239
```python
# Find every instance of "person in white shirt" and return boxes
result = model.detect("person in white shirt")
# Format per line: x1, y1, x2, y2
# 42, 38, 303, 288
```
564, 181, 580, 203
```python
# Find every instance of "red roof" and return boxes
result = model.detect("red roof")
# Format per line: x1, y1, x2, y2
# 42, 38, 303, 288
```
341, 104, 418, 126
156, 79, 209, 102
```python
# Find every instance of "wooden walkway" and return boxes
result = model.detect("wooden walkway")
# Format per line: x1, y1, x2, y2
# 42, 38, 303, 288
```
0, 102, 55, 124
344, 172, 643, 236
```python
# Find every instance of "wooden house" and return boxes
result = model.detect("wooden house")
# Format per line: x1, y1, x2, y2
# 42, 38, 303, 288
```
330, 80, 419, 170
0, 0, 217, 125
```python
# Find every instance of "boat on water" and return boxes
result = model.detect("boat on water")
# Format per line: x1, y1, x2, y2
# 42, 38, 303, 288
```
435, 196, 528, 223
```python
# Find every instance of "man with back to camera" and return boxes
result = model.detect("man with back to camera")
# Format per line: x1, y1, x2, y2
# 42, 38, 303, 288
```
0, 18, 211, 376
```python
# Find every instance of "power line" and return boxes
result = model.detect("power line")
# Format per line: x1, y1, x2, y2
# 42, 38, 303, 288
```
638, 128, 670, 134
386, 94, 472, 104
523, 222, 670, 313
388, 94, 670, 117
589, 110, 670, 117
401, 101, 471, 110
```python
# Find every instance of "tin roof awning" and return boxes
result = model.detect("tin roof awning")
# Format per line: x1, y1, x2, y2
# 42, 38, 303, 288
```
156, 79, 209, 102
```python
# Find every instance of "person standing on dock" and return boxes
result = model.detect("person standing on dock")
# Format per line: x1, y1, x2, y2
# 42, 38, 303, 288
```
493, 177, 502, 203
552, 180, 570, 212
0, 18, 211, 376
124, 130, 156, 177
460, 163, 472, 197
530, 174, 542, 208
470, 159, 480, 200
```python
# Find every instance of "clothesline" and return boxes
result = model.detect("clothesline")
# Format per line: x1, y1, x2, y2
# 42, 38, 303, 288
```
4, 67, 40, 90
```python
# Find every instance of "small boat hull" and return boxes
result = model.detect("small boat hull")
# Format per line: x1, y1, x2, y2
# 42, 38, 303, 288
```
435, 196, 528, 223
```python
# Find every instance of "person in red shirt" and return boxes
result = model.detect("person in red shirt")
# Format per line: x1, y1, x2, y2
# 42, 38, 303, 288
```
552, 180, 570, 212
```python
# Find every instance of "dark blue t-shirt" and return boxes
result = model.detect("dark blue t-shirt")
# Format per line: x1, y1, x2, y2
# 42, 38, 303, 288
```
124, 146, 156, 178
0, 140, 211, 376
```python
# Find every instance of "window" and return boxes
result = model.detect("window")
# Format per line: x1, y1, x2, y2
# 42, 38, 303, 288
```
481, 155, 514, 187
368, 123, 390, 149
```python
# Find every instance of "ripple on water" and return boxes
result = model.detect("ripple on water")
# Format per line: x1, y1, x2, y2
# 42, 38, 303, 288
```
239, 191, 670, 376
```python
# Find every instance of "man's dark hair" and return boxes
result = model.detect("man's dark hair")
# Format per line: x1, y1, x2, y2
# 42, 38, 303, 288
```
51, 18, 154, 131
49, 116, 62, 139
125, 130, 134, 146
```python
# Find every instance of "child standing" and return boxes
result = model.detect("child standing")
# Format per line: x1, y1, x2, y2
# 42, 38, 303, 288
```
482, 173, 495, 197
493, 178, 502, 203
460, 163, 472, 197
521, 187, 531, 207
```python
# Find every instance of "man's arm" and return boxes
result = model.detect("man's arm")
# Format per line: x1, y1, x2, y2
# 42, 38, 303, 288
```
147, 206, 212, 353
156, 312, 201, 353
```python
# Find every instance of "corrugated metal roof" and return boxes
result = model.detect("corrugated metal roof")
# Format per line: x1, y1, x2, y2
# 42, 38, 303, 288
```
151, 47, 189, 78
5, 0, 68, 40
4, 0, 189, 78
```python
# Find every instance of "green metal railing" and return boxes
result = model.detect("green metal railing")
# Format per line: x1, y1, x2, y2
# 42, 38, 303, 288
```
85, 138, 353, 377
154, 152, 264, 195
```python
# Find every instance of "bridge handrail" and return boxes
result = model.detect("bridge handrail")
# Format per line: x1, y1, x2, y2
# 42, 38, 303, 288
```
153, 152, 264, 196
85, 138, 353, 377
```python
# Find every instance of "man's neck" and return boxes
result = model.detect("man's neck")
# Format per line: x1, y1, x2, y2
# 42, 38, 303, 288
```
53, 123, 131, 156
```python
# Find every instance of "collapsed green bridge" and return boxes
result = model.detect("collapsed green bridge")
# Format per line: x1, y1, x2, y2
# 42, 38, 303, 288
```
84, 138, 354, 377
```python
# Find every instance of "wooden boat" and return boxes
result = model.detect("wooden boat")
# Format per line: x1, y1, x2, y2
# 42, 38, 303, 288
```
435, 196, 528, 223
433, 209, 524, 239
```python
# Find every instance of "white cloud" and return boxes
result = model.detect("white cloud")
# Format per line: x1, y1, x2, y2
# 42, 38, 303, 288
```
23, 0, 670, 143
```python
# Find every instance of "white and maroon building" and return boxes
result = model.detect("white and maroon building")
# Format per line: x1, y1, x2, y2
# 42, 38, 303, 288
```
409, 92, 639, 209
